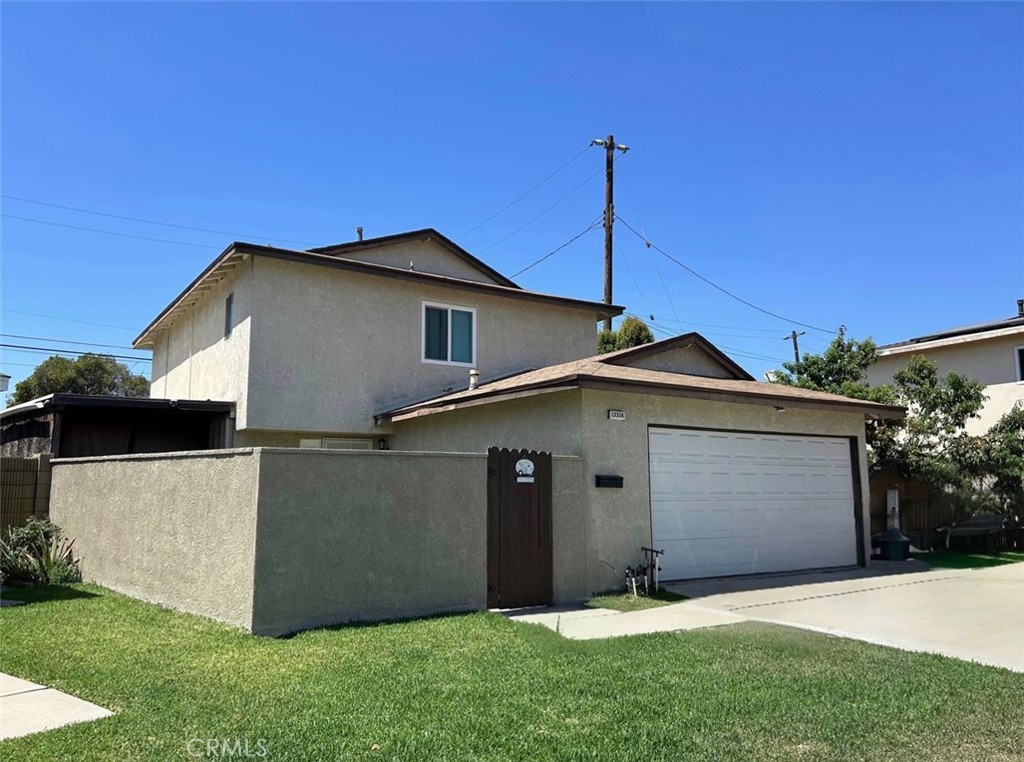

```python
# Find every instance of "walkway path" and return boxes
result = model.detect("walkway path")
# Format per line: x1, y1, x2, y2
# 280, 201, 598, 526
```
0, 673, 112, 740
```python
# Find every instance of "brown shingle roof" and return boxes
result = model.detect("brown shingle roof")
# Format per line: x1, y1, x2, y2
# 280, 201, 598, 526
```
377, 340, 906, 423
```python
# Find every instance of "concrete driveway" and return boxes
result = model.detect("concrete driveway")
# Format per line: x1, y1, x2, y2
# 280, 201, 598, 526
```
666, 562, 1024, 672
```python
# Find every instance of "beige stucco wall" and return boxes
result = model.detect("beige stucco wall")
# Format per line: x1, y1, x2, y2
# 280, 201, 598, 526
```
392, 386, 872, 596
149, 258, 252, 428
578, 390, 871, 592
145, 246, 601, 441
867, 332, 1024, 434
389, 389, 584, 455
47, 447, 589, 635
332, 239, 501, 284
244, 257, 600, 436
49, 450, 260, 630
624, 345, 737, 378
250, 449, 492, 635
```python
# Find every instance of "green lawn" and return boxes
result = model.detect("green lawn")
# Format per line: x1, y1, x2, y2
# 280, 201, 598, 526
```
586, 589, 688, 612
912, 550, 1024, 570
1, 586, 1022, 761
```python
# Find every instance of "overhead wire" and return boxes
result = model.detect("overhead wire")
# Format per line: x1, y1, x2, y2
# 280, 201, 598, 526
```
1, 194, 318, 246
1, 309, 138, 331
477, 151, 625, 255
509, 216, 603, 278
616, 216, 836, 336
456, 145, 592, 240
1, 343, 151, 363
1, 214, 223, 250
1, 334, 138, 350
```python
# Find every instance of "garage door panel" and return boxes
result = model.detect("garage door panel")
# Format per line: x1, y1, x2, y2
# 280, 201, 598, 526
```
649, 427, 859, 580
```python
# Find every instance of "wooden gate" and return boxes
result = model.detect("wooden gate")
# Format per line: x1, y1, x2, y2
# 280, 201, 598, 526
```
487, 448, 553, 609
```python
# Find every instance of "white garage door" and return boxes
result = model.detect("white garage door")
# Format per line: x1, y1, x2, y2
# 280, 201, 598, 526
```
649, 427, 859, 580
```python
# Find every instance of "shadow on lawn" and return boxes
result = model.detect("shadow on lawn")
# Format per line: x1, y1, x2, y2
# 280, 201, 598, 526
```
0, 584, 99, 607
911, 551, 1024, 570
276, 608, 482, 639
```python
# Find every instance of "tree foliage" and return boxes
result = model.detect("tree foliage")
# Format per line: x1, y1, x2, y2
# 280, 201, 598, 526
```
598, 316, 655, 354
769, 331, 988, 498
9, 354, 150, 406
872, 356, 987, 492
982, 403, 1024, 513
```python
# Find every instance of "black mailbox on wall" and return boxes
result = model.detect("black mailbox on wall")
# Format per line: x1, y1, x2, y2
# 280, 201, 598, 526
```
595, 474, 624, 488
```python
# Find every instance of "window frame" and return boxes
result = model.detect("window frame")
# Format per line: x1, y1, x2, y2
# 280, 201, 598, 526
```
421, 301, 477, 367
1015, 344, 1024, 383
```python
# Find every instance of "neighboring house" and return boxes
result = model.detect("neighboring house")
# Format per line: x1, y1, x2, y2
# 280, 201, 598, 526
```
47, 228, 904, 635
866, 300, 1024, 435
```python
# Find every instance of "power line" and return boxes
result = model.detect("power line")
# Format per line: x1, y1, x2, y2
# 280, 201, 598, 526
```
645, 315, 808, 337
617, 216, 836, 335
1, 194, 318, 246
456, 145, 592, 239
1, 309, 138, 331
616, 243, 646, 301
625, 313, 787, 364
1, 214, 223, 250
509, 216, 603, 278
1, 343, 152, 363
1, 334, 138, 350
653, 262, 683, 329
477, 153, 625, 256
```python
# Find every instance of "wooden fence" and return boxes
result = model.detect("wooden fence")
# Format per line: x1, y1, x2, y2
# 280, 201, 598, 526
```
1, 455, 51, 532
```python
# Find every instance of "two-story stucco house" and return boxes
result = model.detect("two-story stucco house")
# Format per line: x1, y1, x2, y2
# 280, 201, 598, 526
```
866, 300, 1024, 435
49, 228, 904, 635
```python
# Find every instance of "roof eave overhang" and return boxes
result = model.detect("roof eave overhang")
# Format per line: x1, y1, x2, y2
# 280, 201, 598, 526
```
877, 323, 1024, 356
378, 374, 907, 424
135, 243, 623, 348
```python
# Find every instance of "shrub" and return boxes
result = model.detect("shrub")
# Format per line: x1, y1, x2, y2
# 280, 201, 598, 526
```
0, 517, 81, 586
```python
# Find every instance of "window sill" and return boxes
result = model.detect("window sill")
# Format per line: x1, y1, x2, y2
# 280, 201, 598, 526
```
422, 358, 476, 368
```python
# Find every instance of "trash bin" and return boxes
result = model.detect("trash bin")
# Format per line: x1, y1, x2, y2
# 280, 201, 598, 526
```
875, 528, 912, 561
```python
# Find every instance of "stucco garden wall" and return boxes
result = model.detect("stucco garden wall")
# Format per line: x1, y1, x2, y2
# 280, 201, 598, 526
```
50, 449, 260, 630
249, 449, 489, 635
48, 448, 587, 635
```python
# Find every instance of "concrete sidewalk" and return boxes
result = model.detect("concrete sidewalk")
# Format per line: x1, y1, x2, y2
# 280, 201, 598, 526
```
0, 673, 112, 740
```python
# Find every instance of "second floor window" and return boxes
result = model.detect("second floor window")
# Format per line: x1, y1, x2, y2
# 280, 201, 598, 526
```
423, 302, 475, 365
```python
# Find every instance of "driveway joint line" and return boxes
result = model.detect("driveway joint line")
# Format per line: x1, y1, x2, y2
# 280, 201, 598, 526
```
721, 575, 964, 611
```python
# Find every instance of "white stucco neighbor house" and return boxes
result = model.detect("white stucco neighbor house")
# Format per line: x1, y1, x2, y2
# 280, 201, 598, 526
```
48, 228, 905, 634
866, 300, 1024, 435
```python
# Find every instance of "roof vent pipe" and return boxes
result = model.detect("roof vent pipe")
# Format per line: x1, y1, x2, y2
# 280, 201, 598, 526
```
1018, 298, 1023, 318
468, 369, 480, 390
356, 226, 364, 242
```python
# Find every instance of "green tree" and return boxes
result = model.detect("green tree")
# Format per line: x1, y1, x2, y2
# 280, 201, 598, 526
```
9, 354, 150, 406
597, 316, 655, 354
981, 403, 1024, 513
771, 329, 899, 455
874, 356, 987, 491
769, 332, 987, 491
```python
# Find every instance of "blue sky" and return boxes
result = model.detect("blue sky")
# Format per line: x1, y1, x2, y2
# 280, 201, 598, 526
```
2, 2, 1021, 389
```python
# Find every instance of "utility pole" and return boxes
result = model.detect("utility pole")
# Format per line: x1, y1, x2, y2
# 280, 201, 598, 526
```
591, 135, 629, 331
784, 330, 806, 366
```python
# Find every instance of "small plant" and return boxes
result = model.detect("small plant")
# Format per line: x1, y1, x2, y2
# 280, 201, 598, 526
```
0, 517, 81, 586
